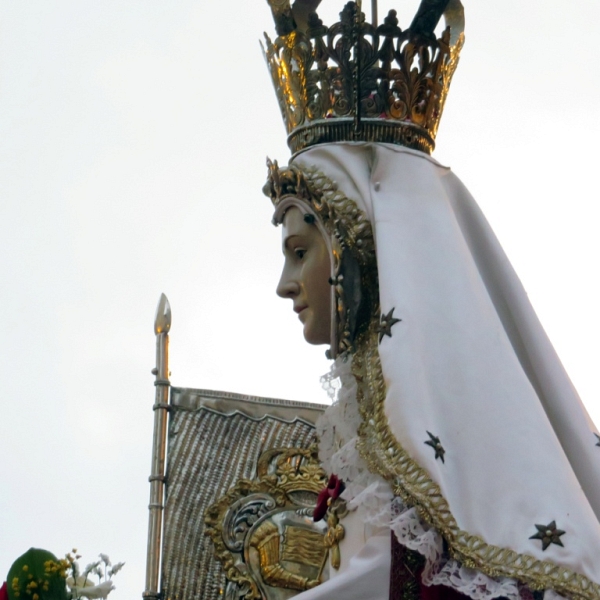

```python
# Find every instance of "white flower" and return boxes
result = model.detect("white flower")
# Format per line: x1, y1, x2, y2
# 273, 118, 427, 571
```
67, 575, 97, 598
98, 553, 111, 566
108, 562, 125, 577
83, 561, 101, 576
67, 576, 96, 588
69, 579, 115, 599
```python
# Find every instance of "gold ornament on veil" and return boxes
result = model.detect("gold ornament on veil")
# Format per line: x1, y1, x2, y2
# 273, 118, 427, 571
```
262, 0, 465, 156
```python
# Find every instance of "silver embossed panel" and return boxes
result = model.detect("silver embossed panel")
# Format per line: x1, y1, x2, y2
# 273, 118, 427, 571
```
160, 388, 326, 600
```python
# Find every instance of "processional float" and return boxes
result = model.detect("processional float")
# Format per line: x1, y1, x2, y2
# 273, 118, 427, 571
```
142, 0, 463, 596
143, 294, 328, 600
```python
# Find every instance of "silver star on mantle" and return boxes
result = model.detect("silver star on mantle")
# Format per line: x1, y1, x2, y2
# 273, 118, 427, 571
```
529, 521, 565, 551
378, 308, 401, 343
424, 431, 445, 463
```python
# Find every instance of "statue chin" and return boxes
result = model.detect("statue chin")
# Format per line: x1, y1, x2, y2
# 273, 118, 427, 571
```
301, 313, 331, 347
303, 332, 330, 347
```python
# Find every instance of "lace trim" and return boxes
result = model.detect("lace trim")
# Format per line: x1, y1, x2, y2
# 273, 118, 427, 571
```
392, 500, 522, 600
317, 359, 565, 600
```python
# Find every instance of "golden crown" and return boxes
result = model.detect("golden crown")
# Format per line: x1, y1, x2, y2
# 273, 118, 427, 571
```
263, 0, 464, 156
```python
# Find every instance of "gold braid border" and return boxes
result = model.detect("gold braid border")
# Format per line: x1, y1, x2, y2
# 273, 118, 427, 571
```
352, 323, 600, 600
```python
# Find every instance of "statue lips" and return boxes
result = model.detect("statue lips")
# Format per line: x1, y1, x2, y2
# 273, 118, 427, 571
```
294, 304, 308, 320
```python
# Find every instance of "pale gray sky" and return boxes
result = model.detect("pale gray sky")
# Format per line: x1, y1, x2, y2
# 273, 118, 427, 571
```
1, 2, 599, 599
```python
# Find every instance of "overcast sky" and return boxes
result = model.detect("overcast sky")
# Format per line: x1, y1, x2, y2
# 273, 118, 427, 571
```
1, 1, 599, 599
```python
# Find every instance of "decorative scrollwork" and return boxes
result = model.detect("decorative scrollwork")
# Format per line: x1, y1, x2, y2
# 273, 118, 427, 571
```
223, 494, 278, 552
205, 446, 330, 600
263, 1, 465, 155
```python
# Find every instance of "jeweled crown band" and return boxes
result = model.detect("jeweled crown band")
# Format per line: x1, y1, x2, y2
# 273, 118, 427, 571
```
288, 119, 434, 156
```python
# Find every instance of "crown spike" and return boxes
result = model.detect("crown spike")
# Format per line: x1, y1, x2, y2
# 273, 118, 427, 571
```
263, 0, 465, 156
352, 0, 364, 139
267, 0, 323, 34
410, 0, 451, 37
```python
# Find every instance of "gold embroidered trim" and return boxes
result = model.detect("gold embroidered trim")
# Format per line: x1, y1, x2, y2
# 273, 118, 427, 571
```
352, 324, 600, 600
265, 160, 376, 273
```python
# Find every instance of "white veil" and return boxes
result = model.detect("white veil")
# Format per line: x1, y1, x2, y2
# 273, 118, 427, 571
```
290, 142, 600, 599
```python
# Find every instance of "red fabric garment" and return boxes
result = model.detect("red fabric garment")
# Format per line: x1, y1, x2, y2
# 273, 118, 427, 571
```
389, 532, 475, 600
0, 581, 8, 600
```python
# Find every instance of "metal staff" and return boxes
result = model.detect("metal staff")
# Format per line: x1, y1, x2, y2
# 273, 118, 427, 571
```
143, 293, 171, 600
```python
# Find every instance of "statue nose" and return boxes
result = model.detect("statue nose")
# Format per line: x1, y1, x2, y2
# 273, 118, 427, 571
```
276, 273, 300, 298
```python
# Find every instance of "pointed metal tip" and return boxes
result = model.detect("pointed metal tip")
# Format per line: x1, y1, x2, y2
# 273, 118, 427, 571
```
154, 293, 172, 335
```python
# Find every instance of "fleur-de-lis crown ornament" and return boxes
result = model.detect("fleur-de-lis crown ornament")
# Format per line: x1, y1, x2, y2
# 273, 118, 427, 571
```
262, 0, 465, 156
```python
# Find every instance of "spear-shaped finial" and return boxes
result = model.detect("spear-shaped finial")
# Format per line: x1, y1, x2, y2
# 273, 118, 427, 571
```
154, 293, 171, 335
145, 293, 171, 600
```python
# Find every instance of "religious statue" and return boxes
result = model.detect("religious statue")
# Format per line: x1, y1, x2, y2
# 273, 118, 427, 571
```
260, 0, 600, 599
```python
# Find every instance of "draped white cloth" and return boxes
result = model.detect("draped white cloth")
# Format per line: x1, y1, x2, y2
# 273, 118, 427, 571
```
284, 142, 600, 599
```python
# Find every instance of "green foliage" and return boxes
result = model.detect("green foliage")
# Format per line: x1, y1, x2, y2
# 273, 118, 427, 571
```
6, 548, 69, 600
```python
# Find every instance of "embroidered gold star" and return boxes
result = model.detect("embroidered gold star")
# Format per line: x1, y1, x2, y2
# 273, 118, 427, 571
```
529, 521, 565, 551
424, 431, 445, 463
378, 308, 401, 343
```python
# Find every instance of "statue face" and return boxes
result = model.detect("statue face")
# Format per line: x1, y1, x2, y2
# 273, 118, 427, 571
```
277, 207, 331, 345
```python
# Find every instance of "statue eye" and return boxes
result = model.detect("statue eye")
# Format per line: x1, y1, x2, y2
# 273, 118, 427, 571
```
295, 248, 306, 260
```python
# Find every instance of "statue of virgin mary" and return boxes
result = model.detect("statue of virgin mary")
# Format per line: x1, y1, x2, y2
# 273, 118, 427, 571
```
261, 1, 600, 600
